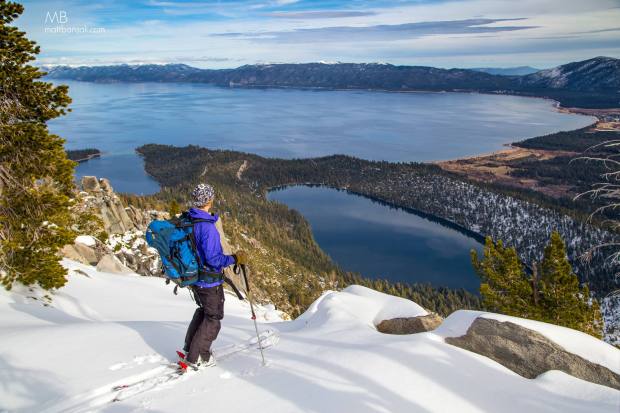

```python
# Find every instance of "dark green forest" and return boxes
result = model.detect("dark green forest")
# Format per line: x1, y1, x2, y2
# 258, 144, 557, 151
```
514, 127, 618, 153
511, 127, 620, 204
128, 146, 481, 317
135, 143, 619, 307
65, 148, 100, 162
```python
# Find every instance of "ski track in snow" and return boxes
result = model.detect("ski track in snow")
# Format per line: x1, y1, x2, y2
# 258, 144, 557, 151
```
1, 260, 618, 413
39, 323, 279, 411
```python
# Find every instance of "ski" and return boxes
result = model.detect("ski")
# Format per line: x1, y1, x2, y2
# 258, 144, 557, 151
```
110, 329, 279, 402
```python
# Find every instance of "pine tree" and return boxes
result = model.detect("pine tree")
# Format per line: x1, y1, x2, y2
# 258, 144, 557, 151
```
471, 237, 535, 318
0, 2, 76, 289
169, 199, 181, 217
471, 233, 602, 338
538, 231, 603, 338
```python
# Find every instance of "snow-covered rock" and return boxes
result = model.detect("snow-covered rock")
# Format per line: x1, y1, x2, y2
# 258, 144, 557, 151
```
436, 310, 620, 374
0, 261, 618, 413
445, 317, 619, 389
75, 235, 97, 247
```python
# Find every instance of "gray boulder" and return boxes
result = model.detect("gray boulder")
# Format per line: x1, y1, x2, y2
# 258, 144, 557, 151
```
80, 176, 100, 192
61, 244, 91, 265
376, 313, 443, 334
445, 318, 620, 390
61, 241, 100, 265
96, 254, 133, 274
99, 178, 114, 195
73, 242, 99, 265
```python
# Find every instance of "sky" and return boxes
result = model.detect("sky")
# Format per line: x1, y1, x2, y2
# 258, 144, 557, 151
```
16, 0, 620, 69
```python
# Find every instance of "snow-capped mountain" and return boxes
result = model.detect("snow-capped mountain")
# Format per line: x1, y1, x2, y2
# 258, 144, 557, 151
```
42, 57, 620, 108
519, 56, 620, 91
1, 260, 618, 412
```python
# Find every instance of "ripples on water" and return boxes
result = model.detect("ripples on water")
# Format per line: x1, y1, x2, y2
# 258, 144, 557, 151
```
48, 81, 595, 194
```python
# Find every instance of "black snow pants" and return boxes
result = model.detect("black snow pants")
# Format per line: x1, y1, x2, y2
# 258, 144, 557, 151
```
184, 284, 225, 363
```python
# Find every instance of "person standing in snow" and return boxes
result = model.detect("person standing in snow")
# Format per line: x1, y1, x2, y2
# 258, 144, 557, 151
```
182, 183, 248, 368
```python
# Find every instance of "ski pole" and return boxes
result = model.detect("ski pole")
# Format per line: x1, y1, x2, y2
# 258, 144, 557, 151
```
240, 264, 266, 366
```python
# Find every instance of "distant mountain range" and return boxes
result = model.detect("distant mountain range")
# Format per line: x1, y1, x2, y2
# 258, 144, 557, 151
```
469, 66, 540, 76
44, 57, 620, 108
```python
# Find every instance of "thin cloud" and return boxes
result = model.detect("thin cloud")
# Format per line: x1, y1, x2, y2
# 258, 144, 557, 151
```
570, 27, 620, 35
266, 10, 377, 19
146, 0, 300, 15
212, 18, 538, 43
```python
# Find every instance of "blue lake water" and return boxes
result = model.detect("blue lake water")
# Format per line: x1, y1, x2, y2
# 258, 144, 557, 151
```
268, 186, 483, 291
47, 80, 595, 194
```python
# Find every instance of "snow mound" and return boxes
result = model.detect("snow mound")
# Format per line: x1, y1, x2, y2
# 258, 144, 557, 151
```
436, 310, 620, 375
75, 235, 97, 247
0, 260, 618, 413
290, 285, 427, 332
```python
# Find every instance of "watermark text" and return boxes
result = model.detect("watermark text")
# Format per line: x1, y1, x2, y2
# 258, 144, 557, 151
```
44, 11, 106, 34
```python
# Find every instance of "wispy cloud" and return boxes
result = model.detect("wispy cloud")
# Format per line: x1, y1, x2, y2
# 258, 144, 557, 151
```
213, 18, 538, 42
146, 0, 301, 15
16, 0, 620, 69
266, 10, 377, 19
570, 27, 620, 35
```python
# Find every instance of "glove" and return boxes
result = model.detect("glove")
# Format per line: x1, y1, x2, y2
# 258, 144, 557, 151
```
234, 250, 248, 265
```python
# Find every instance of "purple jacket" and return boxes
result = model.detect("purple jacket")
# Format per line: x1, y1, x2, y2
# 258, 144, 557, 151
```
188, 208, 235, 288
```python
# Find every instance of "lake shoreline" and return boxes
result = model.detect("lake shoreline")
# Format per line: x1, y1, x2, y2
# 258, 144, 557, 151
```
436, 108, 618, 199
66, 149, 102, 163
268, 184, 486, 245
52, 76, 618, 110
268, 185, 483, 291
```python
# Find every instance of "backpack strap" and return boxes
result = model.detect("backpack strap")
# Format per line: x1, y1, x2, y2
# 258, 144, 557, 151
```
176, 212, 244, 299
176, 212, 215, 273
223, 275, 245, 300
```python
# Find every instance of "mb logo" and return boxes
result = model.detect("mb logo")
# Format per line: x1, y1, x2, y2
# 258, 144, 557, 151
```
45, 10, 68, 24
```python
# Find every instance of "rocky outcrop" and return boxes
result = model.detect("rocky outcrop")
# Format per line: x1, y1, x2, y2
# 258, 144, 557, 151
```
65, 177, 241, 284
106, 230, 162, 277
80, 176, 135, 234
445, 318, 620, 390
79, 176, 167, 234
96, 254, 133, 274
61, 177, 167, 276
61, 236, 108, 265
61, 244, 96, 265
376, 313, 443, 334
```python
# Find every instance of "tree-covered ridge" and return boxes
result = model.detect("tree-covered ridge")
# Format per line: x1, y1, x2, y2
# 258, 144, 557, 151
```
65, 148, 100, 162
514, 127, 619, 153
45, 56, 620, 108
137, 144, 619, 299
130, 146, 480, 317
507, 128, 620, 202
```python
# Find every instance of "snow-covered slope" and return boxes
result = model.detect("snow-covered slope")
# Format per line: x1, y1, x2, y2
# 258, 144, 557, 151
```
1, 261, 618, 413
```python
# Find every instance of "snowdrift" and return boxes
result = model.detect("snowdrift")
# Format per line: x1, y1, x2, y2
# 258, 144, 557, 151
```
0, 260, 618, 413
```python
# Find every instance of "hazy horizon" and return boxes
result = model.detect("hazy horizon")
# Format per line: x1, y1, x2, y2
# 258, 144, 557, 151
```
18, 0, 620, 69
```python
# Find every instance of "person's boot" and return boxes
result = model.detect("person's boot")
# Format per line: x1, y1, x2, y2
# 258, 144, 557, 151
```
178, 354, 216, 373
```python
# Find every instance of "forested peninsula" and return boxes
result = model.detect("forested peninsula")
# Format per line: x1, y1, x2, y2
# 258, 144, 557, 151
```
135, 144, 619, 304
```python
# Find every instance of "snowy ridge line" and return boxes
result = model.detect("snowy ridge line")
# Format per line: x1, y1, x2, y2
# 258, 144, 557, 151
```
3, 262, 618, 413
